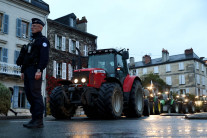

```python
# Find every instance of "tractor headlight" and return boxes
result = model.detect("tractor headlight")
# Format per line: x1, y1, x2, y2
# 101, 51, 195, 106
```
81, 78, 86, 83
74, 79, 78, 84
150, 94, 153, 97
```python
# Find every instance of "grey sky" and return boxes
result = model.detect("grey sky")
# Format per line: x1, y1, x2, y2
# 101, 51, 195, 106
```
44, 0, 207, 61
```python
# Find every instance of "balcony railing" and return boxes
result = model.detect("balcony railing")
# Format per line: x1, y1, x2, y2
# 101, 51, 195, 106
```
0, 62, 21, 76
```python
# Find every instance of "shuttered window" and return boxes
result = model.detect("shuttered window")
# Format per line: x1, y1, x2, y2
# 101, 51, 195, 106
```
179, 75, 185, 84
196, 62, 199, 70
3, 14, 9, 34
202, 64, 204, 72
143, 68, 147, 74
83, 45, 88, 56
62, 63, 66, 80
197, 75, 200, 84
178, 62, 184, 70
16, 18, 31, 39
166, 76, 172, 85
53, 61, 56, 78
166, 64, 171, 72
62, 37, 66, 51
0, 13, 9, 34
136, 69, 139, 76
202, 76, 205, 86
154, 66, 159, 74
68, 64, 73, 80
2, 48, 8, 63
56, 62, 62, 79
76, 41, 79, 55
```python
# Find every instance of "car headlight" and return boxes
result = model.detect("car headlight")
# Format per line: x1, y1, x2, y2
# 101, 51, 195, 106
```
74, 79, 78, 84
81, 78, 86, 83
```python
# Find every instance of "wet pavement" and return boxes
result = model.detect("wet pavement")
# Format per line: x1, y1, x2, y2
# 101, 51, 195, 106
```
0, 115, 207, 137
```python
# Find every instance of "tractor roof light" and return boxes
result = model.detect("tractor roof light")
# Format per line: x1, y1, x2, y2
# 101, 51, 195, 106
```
165, 91, 169, 94
203, 95, 206, 98
158, 92, 161, 95
184, 99, 188, 102
195, 96, 199, 99
150, 94, 153, 97
176, 95, 180, 98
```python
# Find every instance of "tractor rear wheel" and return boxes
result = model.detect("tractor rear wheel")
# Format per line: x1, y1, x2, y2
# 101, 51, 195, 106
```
150, 102, 155, 115
155, 99, 161, 115
143, 99, 150, 116
182, 105, 189, 114
96, 83, 123, 119
124, 80, 143, 118
172, 102, 179, 113
50, 86, 77, 119
188, 102, 195, 113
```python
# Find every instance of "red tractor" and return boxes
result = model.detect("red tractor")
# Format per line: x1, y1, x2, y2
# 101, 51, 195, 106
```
49, 48, 144, 119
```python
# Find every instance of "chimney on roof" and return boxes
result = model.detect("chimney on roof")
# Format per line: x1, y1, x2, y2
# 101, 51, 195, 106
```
142, 55, 151, 64
162, 48, 169, 62
185, 48, 193, 55
76, 16, 87, 32
130, 57, 135, 67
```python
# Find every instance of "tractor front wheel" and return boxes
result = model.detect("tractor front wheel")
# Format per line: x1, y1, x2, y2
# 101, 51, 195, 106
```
96, 83, 123, 119
50, 86, 77, 119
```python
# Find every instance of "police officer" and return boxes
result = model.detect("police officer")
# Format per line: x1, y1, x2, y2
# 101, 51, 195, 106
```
19, 18, 50, 128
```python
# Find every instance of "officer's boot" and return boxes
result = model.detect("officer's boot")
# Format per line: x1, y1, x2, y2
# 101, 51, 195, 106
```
24, 119, 44, 128
23, 119, 35, 127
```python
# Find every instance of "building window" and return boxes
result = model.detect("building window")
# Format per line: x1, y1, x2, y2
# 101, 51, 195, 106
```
24, 0, 31, 2
178, 62, 184, 70
13, 86, 30, 109
196, 62, 199, 70
21, 21, 29, 38
166, 64, 171, 72
202, 76, 205, 86
70, 18, 74, 27
56, 62, 62, 79
56, 35, 62, 50
0, 13, 3, 31
83, 45, 88, 56
179, 75, 185, 84
0, 13, 9, 34
16, 18, 31, 39
166, 76, 172, 85
0, 47, 8, 63
69, 39, 77, 54
154, 66, 159, 74
202, 64, 204, 72
197, 75, 200, 84
143, 68, 147, 74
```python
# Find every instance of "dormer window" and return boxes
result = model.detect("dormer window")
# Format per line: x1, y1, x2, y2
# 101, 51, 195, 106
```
70, 18, 74, 27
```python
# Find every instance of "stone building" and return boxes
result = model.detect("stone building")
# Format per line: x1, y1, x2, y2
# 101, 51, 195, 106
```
129, 48, 207, 96
0, 0, 49, 115
46, 13, 97, 89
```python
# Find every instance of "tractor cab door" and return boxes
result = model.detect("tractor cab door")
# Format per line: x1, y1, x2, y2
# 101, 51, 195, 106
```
116, 54, 128, 84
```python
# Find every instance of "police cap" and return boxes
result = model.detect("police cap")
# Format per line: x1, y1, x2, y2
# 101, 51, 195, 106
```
32, 18, 45, 27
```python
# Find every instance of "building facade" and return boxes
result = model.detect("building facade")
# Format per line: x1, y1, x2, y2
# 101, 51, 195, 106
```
46, 13, 97, 97
0, 0, 49, 115
129, 48, 207, 96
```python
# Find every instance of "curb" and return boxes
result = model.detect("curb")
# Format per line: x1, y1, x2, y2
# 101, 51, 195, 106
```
160, 113, 186, 116
0, 116, 31, 120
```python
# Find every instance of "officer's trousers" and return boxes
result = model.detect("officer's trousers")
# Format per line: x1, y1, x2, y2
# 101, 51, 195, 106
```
24, 66, 44, 120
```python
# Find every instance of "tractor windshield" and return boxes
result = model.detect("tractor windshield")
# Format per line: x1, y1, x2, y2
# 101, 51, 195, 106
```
88, 53, 115, 76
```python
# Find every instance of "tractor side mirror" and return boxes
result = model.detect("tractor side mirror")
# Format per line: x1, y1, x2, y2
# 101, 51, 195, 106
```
122, 51, 129, 60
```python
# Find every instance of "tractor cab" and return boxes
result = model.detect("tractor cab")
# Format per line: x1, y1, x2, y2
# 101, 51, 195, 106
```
88, 48, 129, 83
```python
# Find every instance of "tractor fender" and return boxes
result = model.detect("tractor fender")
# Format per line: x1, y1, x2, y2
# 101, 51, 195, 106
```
123, 75, 142, 92
105, 77, 122, 88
